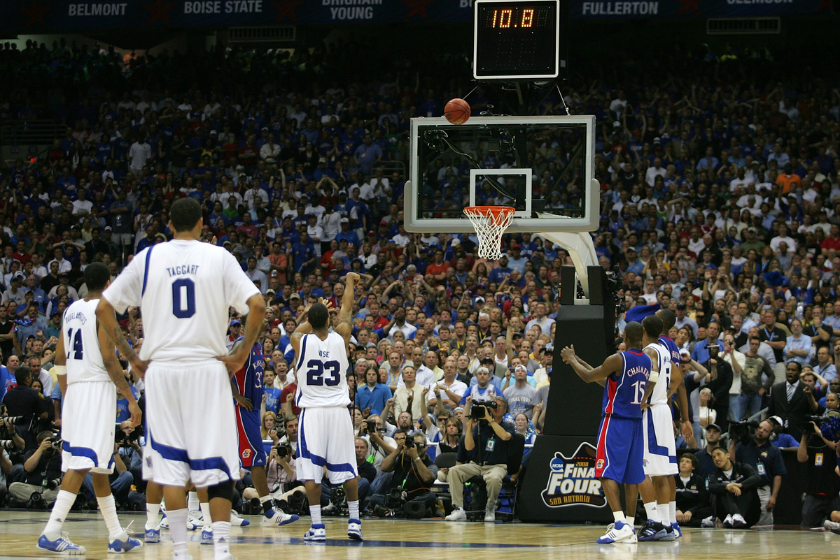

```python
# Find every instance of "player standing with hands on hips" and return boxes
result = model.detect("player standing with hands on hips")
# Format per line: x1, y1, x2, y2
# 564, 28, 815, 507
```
96, 198, 266, 560
291, 272, 363, 542
37, 262, 143, 555
561, 321, 657, 544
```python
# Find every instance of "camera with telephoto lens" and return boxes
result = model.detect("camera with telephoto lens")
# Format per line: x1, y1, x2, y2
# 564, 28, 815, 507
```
802, 413, 840, 440
49, 438, 62, 450
45, 477, 62, 490
365, 418, 378, 433
470, 399, 498, 421
729, 420, 758, 441
274, 445, 289, 459
115, 424, 144, 447
403, 437, 415, 449
386, 488, 406, 509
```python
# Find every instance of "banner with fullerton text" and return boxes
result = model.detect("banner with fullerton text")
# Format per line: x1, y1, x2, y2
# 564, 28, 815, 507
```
0, 0, 829, 31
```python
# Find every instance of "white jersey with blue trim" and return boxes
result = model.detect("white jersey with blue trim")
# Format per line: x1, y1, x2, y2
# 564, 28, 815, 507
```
295, 332, 350, 408
644, 341, 671, 406
102, 239, 260, 364
62, 298, 109, 384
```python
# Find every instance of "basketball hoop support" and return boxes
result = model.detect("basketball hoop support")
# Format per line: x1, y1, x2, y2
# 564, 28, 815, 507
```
537, 231, 598, 304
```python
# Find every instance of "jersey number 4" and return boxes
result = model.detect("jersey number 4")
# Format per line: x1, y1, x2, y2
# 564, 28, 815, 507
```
65, 328, 84, 359
306, 359, 340, 386
172, 278, 196, 319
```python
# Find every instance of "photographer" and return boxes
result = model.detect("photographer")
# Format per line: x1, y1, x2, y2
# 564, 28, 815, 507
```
700, 344, 733, 431
368, 430, 438, 515
0, 405, 26, 452
729, 420, 786, 526
8, 430, 63, 506
2, 365, 50, 450
446, 395, 514, 523
796, 416, 840, 527
244, 441, 299, 505
359, 414, 396, 475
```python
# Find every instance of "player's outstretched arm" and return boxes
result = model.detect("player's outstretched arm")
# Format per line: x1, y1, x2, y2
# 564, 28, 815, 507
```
338, 272, 359, 328
96, 297, 149, 376
97, 319, 141, 427
217, 294, 266, 373
561, 346, 620, 384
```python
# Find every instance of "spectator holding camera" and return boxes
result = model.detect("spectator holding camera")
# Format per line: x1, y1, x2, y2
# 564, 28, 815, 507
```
2, 366, 50, 450
359, 414, 396, 475
8, 430, 63, 506
729, 420, 786, 526
368, 430, 437, 515
446, 395, 514, 523
708, 447, 761, 528
796, 417, 840, 528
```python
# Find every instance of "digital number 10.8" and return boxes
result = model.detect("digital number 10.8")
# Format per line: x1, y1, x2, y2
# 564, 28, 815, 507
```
491, 8, 534, 28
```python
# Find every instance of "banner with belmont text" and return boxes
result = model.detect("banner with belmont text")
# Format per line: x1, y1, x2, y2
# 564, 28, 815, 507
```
0, 0, 829, 31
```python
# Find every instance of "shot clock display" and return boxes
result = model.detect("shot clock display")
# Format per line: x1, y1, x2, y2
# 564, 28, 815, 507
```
473, 0, 560, 80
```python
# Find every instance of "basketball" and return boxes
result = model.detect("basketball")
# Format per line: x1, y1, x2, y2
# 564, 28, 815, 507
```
444, 98, 471, 125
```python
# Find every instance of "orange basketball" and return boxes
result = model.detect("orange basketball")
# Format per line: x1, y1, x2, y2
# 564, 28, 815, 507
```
444, 98, 471, 125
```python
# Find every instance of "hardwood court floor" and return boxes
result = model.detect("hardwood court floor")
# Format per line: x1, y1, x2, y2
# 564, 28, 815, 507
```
0, 511, 838, 560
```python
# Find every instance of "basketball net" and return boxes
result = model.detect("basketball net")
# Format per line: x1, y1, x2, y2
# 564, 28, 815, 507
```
463, 206, 515, 261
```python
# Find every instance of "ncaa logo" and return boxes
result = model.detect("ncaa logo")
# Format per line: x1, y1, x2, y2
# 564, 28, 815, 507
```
541, 443, 606, 509
242, 449, 252, 459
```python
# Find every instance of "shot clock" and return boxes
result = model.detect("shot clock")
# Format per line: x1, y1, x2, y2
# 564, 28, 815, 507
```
473, 0, 560, 80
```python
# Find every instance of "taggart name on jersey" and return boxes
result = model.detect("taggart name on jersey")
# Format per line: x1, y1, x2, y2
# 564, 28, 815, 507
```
165, 265, 201, 277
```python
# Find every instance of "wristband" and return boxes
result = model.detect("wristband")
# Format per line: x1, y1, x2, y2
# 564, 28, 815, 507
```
53, 365, 67, 376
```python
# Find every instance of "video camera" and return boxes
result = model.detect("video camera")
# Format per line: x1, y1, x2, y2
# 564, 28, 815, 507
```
803, 412, 840, 441
729, 421, 759, 441
470, 400, 498, 421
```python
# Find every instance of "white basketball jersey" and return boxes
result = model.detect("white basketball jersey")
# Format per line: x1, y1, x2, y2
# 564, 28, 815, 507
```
62, 298, 109, 384
644, 342, 671, 406
295, 332, 350, 408
102, 240, 260, 364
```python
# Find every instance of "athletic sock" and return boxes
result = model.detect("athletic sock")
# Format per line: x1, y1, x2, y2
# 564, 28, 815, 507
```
627, 516, 635, 528
43, 490, 76, 539
212, 521, 231, 560
96, 494, 123, 541
612, 511, 626, 523
348, 500, 360, 521
168, 509, 189, 558
669, 501, 677, 524
200, 502, 212, 530
310, 504, 322, 526
188, 491, 200, 512
261, 495, 276, 518
657, 504, 670, 526
146, 503, 161, 529
643, 502, 659, 523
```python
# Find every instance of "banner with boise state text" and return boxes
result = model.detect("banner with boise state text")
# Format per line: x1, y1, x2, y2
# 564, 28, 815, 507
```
0, 0, 473, 32
0, 0, 829, 31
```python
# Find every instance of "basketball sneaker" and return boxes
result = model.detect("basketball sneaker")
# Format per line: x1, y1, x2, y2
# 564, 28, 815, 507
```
303, 524, 326, 542
671, 522, 683, 538
37, 533, 87, 555
723, 514, 734, 528
445, 508, 467, 521
654, 524, 676, 541
158, 513, 196, 531
144, 525, 160, 544
261, 511, 299, 527
637, 519, 667, 541
108, 530, 144, 553
230, 510, 250, 527
824, 520, 840, 533
596, 520, 635, 544
731, 514, 747, 528
347, 519, 363, 541
200, 529, 213, 545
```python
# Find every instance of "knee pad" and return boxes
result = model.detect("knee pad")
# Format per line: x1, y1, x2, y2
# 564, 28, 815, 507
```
207, 480, 234, 502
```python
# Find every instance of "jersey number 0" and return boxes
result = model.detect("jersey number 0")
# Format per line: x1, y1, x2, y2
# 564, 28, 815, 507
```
172, 278, 196, 319
306, 359, 340, 386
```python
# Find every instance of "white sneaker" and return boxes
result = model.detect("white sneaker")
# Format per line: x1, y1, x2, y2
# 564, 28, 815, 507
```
261, 511, 299, 527
188, 511, 203, 527
732, 514, 747, 528
597, 521, 635, 544
445, 508, 467, 521
484, 510, 495, 523
701, 516, 715, 528
229, 510, 250, 527
824, 520, 840, 532
723, 514, 734, 528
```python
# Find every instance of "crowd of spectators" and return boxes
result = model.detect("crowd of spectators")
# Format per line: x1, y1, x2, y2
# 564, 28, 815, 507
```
0, 36, 838, 526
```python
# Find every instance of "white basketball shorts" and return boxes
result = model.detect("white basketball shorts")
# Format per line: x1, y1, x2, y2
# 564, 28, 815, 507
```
296, 406, 357, 485
142, 361, 240, 487
62, 381, 117, 474
642, 403, 678, 476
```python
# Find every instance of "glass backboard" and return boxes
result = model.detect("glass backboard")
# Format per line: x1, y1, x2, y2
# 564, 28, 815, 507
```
405, 115, 597, 234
